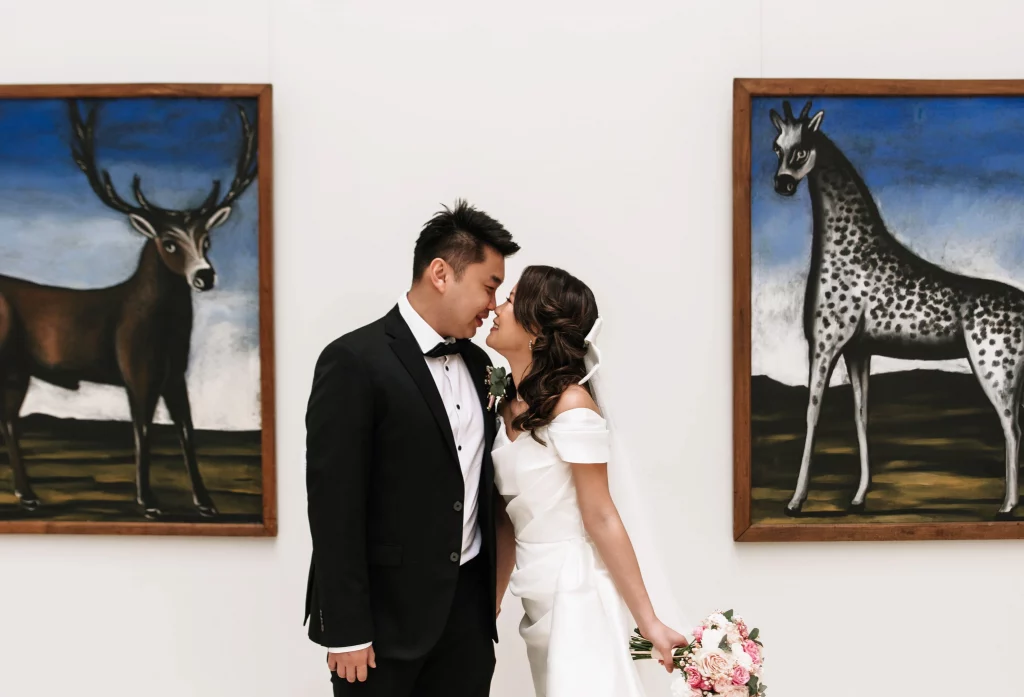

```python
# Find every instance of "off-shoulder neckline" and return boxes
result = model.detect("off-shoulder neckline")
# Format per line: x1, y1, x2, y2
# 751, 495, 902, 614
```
498, 407, 604, 445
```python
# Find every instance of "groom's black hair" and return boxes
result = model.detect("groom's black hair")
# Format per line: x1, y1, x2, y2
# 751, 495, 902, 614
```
412, 199, 520, 282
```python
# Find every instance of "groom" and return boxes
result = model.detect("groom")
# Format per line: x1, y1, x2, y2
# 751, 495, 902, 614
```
304, 199, 520, 696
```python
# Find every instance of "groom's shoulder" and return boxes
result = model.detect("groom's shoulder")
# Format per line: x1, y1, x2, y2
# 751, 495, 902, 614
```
319, 313, 389, 360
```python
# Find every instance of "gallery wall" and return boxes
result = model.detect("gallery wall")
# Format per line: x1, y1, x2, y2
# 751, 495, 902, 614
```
2, 1, 1023, 696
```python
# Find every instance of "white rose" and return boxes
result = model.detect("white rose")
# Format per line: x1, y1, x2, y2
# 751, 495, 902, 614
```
731, 643, 753, 669
701, 628, 725, 651
670, 674, 690, 697
708, 613, 729, 627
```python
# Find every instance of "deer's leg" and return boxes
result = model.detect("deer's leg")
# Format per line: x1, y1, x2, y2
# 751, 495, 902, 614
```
124, 378, 161, 518
845, 352, 872, 510
0, 372, 34, 510
786, 341, 844, 515
162, 372, 217, 517
0, 295, 34, 509
965, 325, 1024, 518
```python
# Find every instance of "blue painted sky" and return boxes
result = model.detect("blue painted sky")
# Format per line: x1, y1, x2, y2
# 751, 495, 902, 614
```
750, 95, 1024, 384
752, 95, 1024, 267
0, 97, 259, 292
0, 97, 262, 429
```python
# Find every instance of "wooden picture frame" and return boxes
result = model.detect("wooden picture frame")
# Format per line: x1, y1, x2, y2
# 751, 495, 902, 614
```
0, 84, 274, 537
734, 78, 1024, 542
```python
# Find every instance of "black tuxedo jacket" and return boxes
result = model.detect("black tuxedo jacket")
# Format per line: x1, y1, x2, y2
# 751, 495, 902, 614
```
304, 304, 499, 660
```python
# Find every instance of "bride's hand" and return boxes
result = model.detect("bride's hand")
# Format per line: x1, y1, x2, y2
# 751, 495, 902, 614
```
641, 620, 689, 673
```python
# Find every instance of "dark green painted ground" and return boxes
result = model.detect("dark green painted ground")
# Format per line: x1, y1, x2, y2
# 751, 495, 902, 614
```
0, 414, 262, 523
751, 369, 1022, 524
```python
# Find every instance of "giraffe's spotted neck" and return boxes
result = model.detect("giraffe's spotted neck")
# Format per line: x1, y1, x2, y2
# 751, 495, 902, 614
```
806, 136, 892, 250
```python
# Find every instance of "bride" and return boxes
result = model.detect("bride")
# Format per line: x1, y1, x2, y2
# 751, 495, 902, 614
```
486, 264, 689, 697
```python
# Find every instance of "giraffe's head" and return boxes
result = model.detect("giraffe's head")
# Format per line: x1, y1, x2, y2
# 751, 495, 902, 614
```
769, 100, 825, 196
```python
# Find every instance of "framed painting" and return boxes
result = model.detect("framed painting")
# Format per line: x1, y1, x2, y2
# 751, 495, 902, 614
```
734, 78, 1024, 542
0, 84, 274, 536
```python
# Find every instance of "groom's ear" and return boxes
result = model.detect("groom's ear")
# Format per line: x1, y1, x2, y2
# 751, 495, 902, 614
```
426, 257, 453, 292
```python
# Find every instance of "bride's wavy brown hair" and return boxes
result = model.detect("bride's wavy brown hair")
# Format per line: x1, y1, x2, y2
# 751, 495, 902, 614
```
509, 265, 599, 443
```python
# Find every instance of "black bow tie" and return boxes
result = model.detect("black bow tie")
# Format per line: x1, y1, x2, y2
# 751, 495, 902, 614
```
424, 338, 470, 358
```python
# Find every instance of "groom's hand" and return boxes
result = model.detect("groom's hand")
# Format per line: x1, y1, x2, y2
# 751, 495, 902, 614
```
328, 646, 376, 683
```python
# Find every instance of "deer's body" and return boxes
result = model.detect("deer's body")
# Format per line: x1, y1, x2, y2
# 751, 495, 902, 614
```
1, 99, 256, 517
0, 242, 192, 389
771, 100, 1024, 519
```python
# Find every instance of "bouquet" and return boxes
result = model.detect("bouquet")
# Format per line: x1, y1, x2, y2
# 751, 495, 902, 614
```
630, 609, 766, 697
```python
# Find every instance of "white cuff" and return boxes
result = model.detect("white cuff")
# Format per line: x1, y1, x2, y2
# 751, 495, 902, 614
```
328, 642, 372, 653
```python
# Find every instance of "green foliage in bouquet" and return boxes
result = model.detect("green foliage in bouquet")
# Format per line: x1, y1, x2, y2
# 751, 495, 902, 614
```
629, 609, 767, 696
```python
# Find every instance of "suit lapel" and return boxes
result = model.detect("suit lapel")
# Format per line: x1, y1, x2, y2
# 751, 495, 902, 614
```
461, 347, 496, 446
460, 345, 497, 573
385, 306, 460, 465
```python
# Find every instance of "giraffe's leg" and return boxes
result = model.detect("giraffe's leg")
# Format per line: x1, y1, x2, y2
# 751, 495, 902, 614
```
845, 352, 872, 510
964, 326, 1024, 518
786, 342, 844, 515
1000, 413, 1021, 518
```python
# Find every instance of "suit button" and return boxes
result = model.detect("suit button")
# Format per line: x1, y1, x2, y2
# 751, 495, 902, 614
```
450, 552, 460, 563
454, 501, 463, 512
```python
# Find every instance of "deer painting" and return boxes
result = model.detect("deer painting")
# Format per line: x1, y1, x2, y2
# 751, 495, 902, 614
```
0, 99, 257, 518
769, 99, 1024, 520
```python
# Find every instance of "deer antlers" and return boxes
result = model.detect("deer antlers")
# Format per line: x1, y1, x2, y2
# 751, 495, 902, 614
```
69, 100, 146, 215
68, 99, 258, 219
196, 105, 258, 218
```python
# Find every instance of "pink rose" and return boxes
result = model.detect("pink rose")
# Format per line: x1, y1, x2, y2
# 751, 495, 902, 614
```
714, 676, 733, 693
685, 666, 703, 688
698, 652, 731, 680
718, 687, 749, 697
693, 626, 704, 642
732, 666, 750, 685
742, 640, 762, 665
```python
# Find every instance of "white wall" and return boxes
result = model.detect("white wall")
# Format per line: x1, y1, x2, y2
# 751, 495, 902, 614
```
1, 2, 1022, 696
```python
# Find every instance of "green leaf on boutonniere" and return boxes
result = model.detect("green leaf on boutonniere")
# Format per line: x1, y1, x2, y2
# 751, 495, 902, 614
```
723, 609, 734, 621
485, 366, 511, 412
485, 366, 509, 397
719, 636, 730, 651
748, 628, 759, 642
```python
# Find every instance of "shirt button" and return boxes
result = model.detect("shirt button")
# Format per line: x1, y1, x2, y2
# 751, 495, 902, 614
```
456, 404, 461, 410
458, 445, 462, 451
450, 552, 460, 563
454, 501, 463, 512
445, 366, 449, 371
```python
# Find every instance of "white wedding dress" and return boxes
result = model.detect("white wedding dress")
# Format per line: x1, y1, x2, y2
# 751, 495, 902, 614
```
493, 407, 649, 697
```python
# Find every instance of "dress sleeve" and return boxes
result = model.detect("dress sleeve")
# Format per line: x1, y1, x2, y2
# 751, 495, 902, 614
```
546, 408, 609, 464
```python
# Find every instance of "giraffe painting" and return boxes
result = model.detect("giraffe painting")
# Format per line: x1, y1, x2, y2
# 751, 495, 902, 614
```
749, 95, 1024, 524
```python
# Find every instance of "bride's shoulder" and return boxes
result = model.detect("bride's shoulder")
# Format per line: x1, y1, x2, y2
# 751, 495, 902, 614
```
551, 385, 602, 420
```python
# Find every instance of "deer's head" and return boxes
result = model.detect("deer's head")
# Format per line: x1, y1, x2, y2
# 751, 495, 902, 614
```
68, 100, 258, 292
769, 100, 824, 197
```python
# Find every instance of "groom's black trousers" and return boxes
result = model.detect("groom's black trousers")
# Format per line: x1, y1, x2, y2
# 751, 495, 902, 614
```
330, 554, 495, 697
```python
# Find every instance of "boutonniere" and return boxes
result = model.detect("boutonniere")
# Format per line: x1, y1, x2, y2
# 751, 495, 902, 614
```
485, 366, 510, 412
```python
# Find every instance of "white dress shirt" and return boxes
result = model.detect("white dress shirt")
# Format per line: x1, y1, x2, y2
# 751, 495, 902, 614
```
329, 293, 486, 653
